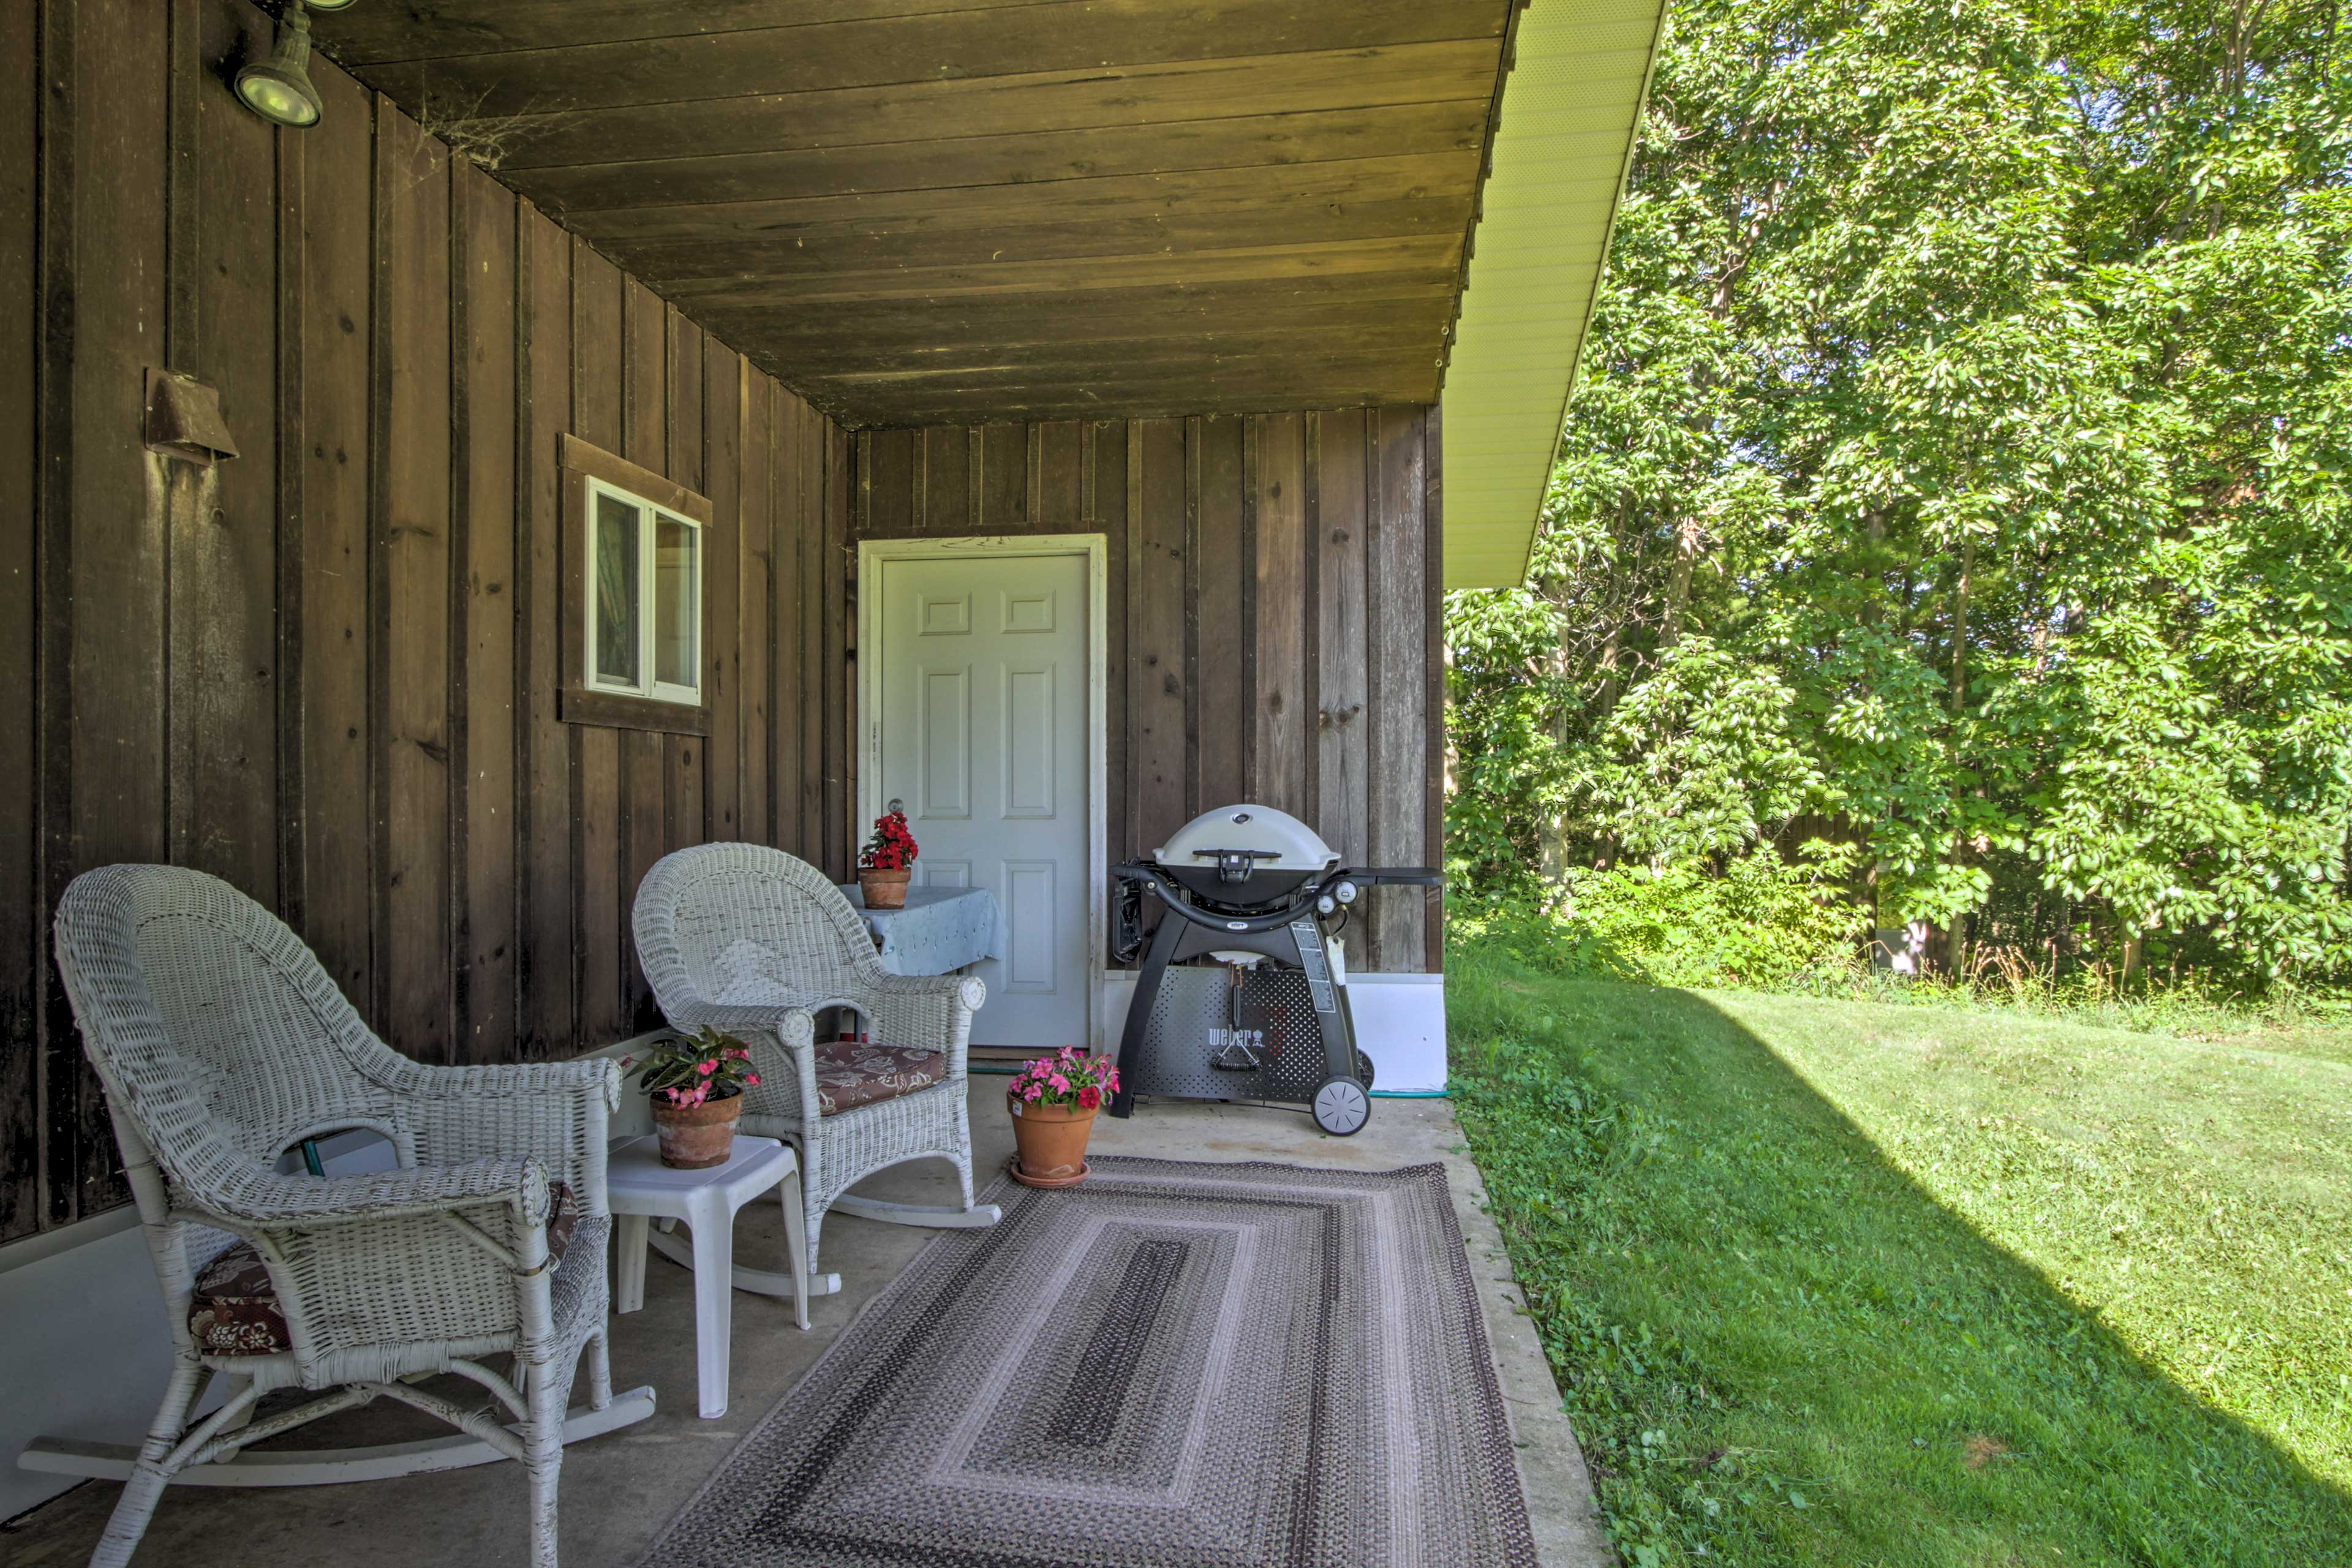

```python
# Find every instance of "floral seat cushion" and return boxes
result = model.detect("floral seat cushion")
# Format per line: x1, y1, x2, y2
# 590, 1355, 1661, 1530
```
190, 1181, 581, 1357
813, 1041, 948, 1116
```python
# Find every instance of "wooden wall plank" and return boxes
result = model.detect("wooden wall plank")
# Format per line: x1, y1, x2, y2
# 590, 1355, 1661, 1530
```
511, 61, 1493, 188
320, 0, 1058, 62
664, 309, 707, 862
56, 0, 171, 1219
921, 426, 969, 536
375, 104, 454, 1062
866, 428, 915, 536
798, 396, 827, 863
739, 374, 775, 848
272, 39, 307, 952
1036, 421, 1085, 525
1314, 409, 1370, 869
704, 341, 744, 842
771, 387, 795, 851
296, 63, 376, 1012
1422, 403, 1445, 970
0, 0, 40, 1242
518, 208, 576, 1057
823, 419, 852, 878
458, 164, 519, 1063
1091, 423, 1130, 865
353, 0, 1502, 119
1250, 413, 1310, 821
975, 423, 1025, 531
570, 239, 627, 1043
1368, 405, 1428, 972
1190, 415, 1248, 815
176, 0, 279, 906
620, 277, 668, 1031
1129, 419, 1188, 864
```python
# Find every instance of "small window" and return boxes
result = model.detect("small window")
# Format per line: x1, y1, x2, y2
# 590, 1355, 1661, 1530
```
558, 435, 712, 734
585, 477, 699, 706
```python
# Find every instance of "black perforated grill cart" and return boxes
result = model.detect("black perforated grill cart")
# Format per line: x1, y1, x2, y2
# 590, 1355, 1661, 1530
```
1108, 804, 1439, 1135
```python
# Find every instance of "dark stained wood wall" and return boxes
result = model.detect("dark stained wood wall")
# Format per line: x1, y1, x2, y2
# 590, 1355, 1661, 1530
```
849, 412, 1444, 978
0, 0, 850, 1242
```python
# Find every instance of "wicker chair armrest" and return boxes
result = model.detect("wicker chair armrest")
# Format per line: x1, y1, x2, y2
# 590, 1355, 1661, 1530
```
365, 1055, 620, 1108
374, 1059, 617, 1211
663, 1001, 821, 1049
195, 1153, 552, 1231
655, 1003, 826, 1128
192, 1159, 565, 1366
824, 974, 982, 1077
853, 968, 989, 1009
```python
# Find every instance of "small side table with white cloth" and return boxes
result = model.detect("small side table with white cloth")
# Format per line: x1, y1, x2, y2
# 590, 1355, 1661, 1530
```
834, 884, 1003, 976
607, 1133, 810, 1419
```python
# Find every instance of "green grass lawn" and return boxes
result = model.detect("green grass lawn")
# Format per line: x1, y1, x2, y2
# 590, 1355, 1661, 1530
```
1447, 937, 2352, 1567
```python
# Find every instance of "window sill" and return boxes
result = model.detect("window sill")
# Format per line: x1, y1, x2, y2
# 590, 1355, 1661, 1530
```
559, 685, 712, 736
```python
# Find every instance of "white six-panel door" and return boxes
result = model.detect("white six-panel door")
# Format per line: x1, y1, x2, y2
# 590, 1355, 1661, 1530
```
872, 548, 1093, 1049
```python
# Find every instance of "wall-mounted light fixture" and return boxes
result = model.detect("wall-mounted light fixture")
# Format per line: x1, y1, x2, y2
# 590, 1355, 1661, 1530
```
235, 0, 330, 129
144, 369, 241, 467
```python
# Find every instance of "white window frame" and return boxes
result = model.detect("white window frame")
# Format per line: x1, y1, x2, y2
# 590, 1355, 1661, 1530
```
582, 475, 703, 709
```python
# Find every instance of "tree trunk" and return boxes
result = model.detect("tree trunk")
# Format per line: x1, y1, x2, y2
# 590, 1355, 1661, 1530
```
1940, 533, 1976, 976
1539, 587, 1578, 886
1661, 518, 1698, 647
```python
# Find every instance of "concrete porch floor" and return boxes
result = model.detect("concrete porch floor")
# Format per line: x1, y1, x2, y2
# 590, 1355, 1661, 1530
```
4, 1079, 1610, 1567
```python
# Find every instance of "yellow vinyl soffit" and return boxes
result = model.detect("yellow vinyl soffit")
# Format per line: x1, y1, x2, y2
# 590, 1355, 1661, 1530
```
1441, 0, 1667, 590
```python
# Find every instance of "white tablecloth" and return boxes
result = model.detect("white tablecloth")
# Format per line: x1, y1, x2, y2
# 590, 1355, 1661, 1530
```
835, 885, 1004, 976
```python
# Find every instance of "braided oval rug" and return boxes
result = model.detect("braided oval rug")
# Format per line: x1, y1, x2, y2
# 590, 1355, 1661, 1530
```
636, 1156, 1540, 1568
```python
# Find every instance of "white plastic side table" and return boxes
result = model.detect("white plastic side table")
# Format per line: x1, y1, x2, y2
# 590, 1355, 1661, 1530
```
607, 1133, 810, 1419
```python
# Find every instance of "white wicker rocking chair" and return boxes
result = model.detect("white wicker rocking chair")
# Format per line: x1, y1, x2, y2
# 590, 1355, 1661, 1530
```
30, 865, 654, 1568
632, 843, 1000, 1295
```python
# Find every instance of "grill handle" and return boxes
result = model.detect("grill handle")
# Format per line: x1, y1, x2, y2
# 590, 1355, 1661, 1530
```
1110, 861, 1320, 934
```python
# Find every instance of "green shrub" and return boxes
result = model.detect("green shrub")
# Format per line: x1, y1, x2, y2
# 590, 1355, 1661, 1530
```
1449, 844, 1866, 990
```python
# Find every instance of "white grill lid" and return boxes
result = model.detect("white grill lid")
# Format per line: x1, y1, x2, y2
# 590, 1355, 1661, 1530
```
1153, 804, 1337, 872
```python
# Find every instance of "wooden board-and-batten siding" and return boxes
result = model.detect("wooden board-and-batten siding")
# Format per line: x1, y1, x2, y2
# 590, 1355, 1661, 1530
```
850, 413, 1445, 977
1, 0, 1449, 1246
0, 0, 851, 1242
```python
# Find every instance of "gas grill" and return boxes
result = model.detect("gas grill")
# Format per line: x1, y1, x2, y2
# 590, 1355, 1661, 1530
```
1109, 804, 1440, 1135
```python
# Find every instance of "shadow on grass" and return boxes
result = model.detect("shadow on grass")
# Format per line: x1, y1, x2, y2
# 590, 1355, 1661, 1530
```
1447, 949, 2352, 1568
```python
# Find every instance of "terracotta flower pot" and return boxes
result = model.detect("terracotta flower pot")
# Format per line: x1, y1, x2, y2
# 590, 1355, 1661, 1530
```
1008, 1093, 1098, 1188
650, 1090, 743, 1169
859, 867, 912, 910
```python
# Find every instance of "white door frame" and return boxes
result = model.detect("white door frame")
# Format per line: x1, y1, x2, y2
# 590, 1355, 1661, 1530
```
857, 533, 1109, 1052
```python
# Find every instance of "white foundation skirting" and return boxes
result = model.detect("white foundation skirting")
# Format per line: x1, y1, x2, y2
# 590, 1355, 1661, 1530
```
1097, 968, 1450, 1095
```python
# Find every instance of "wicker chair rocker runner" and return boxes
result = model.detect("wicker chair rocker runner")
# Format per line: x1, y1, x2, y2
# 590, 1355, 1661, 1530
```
632, 843, 1000, 1296
30, 865, 654, 1568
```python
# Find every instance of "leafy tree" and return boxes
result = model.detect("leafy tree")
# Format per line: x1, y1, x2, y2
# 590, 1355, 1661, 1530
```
1446, 0, 2352, 986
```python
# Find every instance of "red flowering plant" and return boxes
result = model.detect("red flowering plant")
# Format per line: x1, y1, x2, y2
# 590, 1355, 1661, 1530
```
859, 809, 919, 872
630, 1026, 762, 1109
1008, 1046, 1120, 1112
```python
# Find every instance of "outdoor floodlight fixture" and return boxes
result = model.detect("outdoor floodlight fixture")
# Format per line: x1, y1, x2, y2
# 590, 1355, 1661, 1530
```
235, 1, 325, 129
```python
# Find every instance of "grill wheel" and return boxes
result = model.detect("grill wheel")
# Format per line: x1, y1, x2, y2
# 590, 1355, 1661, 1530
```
1312, 1076, 1371, 1136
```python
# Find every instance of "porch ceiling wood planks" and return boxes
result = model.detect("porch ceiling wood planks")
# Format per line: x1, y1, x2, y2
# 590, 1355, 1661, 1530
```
310, 0, 1515, 427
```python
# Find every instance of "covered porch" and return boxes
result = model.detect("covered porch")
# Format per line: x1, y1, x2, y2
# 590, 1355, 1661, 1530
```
3, 1079, 1605, 1566
2, 0, 1662, 1561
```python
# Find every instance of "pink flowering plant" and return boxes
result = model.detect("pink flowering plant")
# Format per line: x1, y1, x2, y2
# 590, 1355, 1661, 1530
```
631, 1026, 762, 1108
1008, 1046, 1120, 1112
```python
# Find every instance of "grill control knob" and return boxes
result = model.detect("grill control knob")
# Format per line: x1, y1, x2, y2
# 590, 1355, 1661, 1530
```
1333, 881, 1359, 905
1317, 895, 1336, 916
